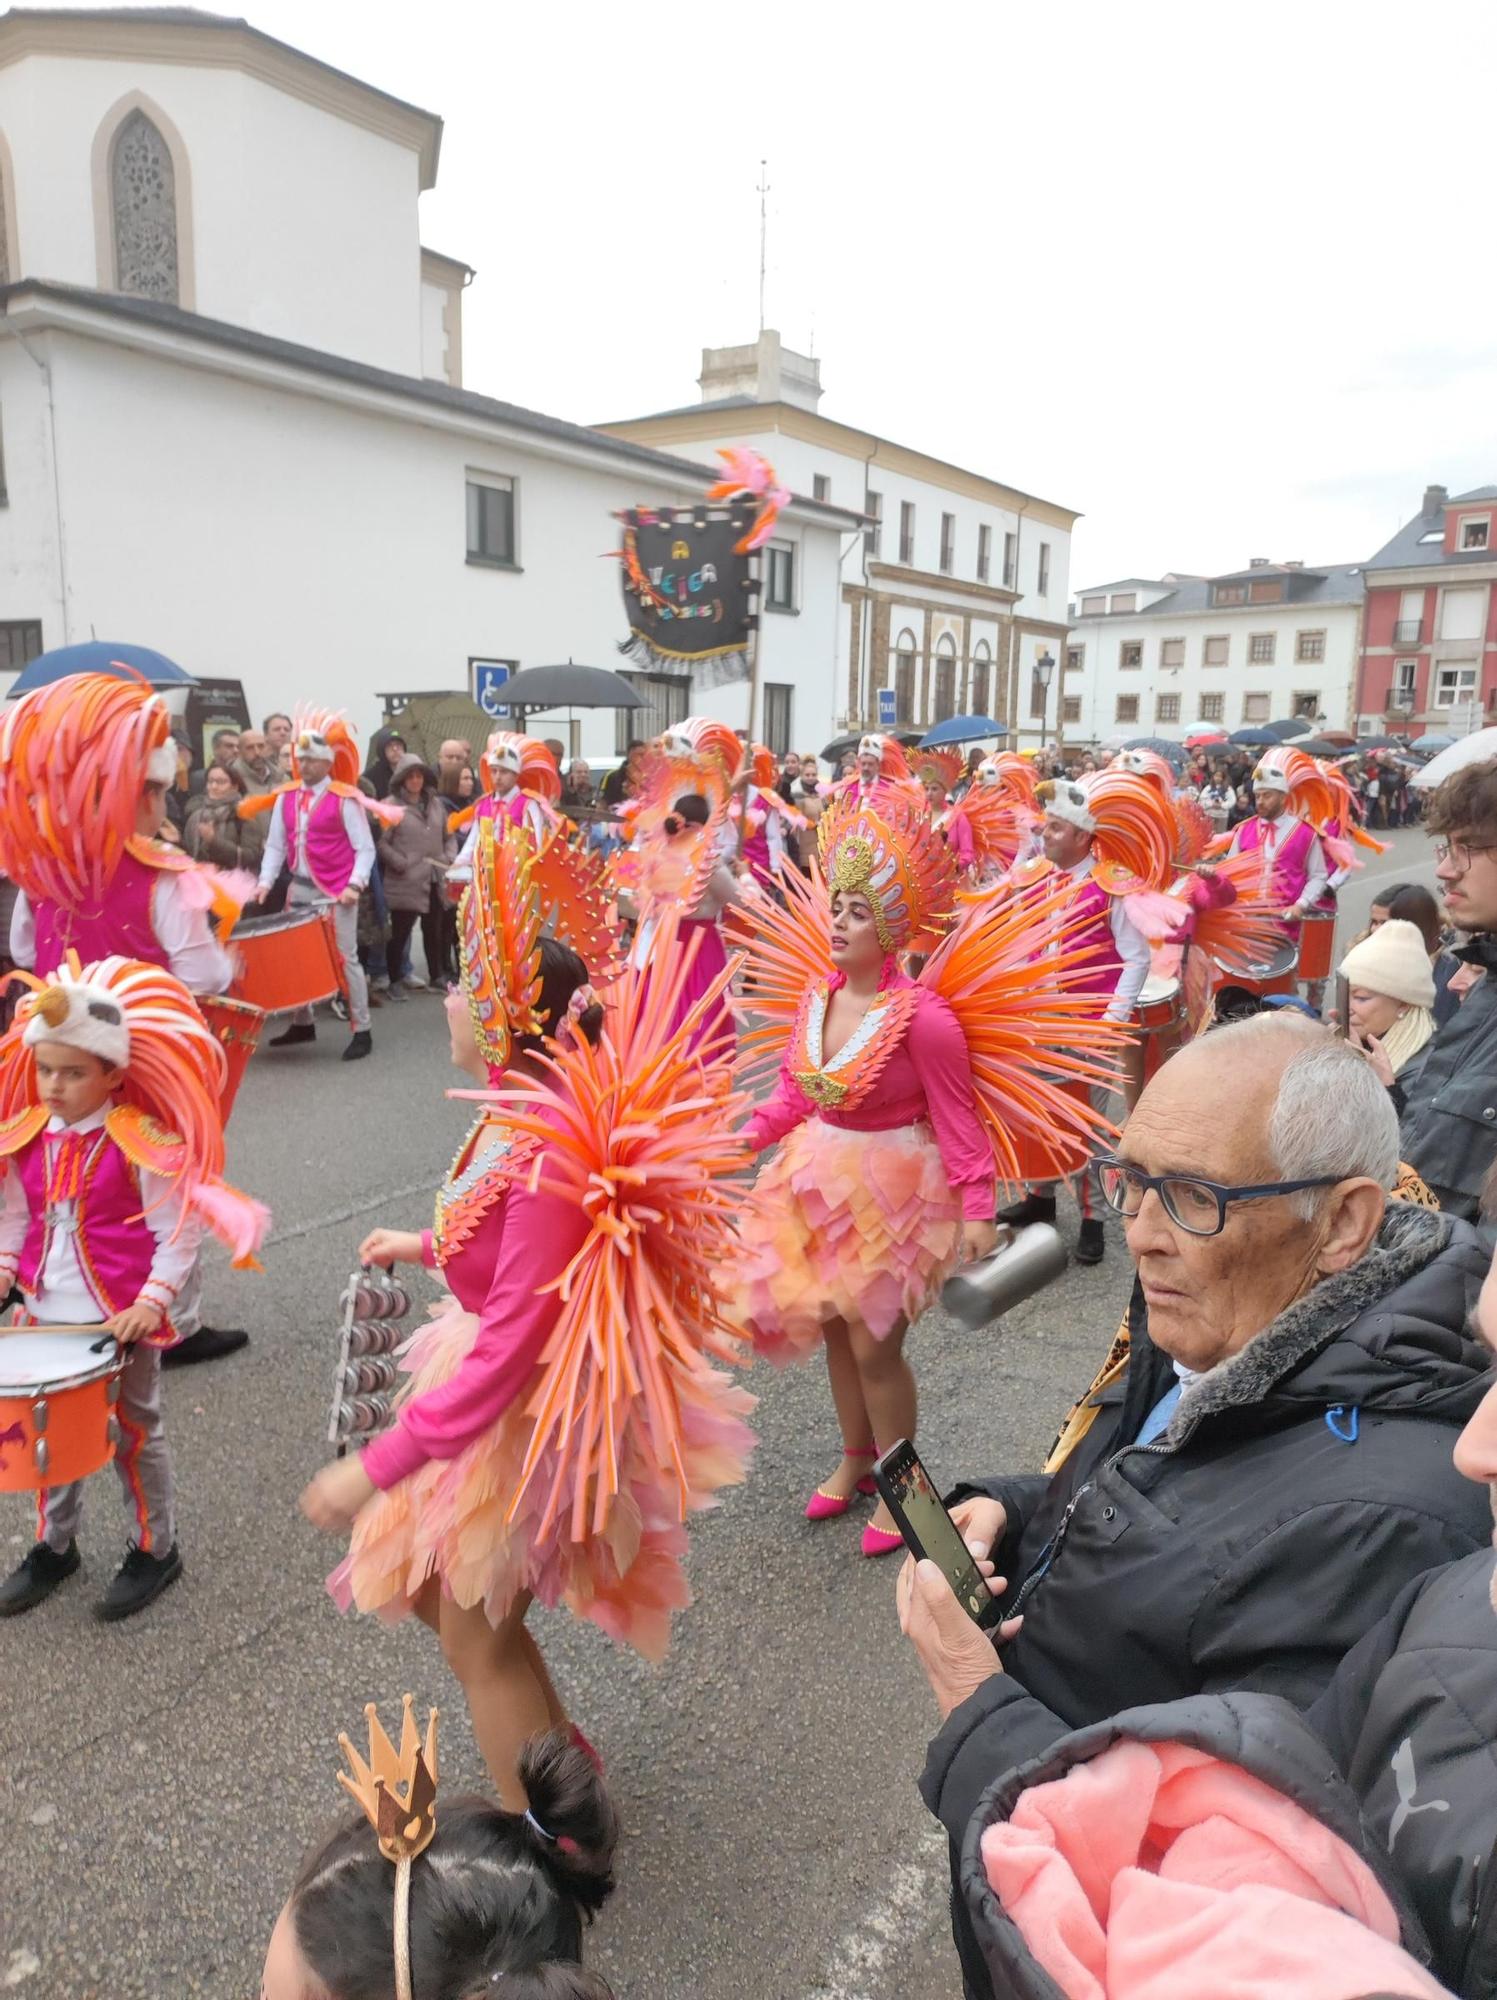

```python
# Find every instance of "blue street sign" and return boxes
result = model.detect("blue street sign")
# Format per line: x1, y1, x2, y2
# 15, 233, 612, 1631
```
877, 686, 897, 727
472, 661, 511, 719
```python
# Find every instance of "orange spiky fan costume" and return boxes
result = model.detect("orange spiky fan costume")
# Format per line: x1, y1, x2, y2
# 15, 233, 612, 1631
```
1251, 746, 1386, 868
0, 954, 269, 1289
947, 752, 1041, 878
615, 716, 741, 915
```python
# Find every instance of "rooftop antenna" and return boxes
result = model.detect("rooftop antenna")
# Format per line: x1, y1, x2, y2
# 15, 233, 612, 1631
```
757, 158, 769, 332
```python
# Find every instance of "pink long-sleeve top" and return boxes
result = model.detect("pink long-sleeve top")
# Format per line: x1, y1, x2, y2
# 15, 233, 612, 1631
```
360, 1131, 591, 1492
744, 977, 995, 1219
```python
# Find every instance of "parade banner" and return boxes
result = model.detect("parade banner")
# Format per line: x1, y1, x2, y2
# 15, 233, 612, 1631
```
614, 448, 790, 691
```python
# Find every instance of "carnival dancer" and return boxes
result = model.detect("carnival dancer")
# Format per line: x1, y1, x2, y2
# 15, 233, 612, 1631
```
1225, 747, 1334, 931
447, 732, 561, 887
0, 671, 256, 1365
738, 744, 807, 892
301, 822, 755, 1806
914, 748, 975, 871
0, 955, 268, 1619
245, 716, 401, 1062
996, 770, 1180, 1265
835, 732, 920, 809
952, 752, 1041, 884
728, 790, 1124, 1552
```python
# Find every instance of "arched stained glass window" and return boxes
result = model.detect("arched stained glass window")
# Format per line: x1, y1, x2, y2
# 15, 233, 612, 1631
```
111, 109, 178, 302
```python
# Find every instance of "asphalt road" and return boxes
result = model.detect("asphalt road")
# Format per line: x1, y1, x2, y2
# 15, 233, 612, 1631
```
0, 826, 1440, 2000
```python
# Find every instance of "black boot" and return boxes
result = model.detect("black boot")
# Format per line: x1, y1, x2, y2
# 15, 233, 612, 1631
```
161, 1325, 249, 1369
0, 1540, 80, 1616
96, 1541, 183, 1623
1075, 1218, 1106, 1266
268, 1022, 317, 1048
997, 1191, 1058, 1228
341, 1029, 373, 1062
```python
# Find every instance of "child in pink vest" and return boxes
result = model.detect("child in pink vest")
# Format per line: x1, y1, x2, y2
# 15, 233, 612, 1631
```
0, 956, 267, 1621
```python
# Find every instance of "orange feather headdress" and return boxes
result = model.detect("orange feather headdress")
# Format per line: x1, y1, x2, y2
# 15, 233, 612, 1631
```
974, 753, 1039, 812
817, 789, 956, 955
854, 734, 912, 783
290, 708, 361, 789
657, 716, 744, 783
0, 672, 175, 906
913, 746, 964, 794
479, 731, 562, 804
1038, 769, 1177, 896
1252, 747, 1384, 857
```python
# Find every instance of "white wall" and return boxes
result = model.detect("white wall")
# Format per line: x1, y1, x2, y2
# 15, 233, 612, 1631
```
0, 327, 850, 763
0, 52, 424, 373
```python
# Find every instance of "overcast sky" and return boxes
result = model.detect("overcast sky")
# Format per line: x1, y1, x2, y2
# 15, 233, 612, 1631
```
62, 0, 1497, 587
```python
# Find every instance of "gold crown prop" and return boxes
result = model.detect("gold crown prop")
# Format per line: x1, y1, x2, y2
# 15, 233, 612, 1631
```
337, 1696, 440, 2000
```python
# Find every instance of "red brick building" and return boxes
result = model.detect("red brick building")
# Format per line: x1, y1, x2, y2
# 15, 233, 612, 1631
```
1356, 483, 1497, 739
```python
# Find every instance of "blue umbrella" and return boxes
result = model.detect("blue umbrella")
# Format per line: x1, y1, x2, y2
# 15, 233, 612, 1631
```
8, 641, 197, 695
1229, 726, 1279, 746
918, 713, 1008, 748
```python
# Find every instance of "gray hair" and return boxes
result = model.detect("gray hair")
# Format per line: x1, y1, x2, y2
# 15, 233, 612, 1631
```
1213, 1015, 1398, 1212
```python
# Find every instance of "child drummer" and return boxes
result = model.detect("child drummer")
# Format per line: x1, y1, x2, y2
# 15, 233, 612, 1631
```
0, 956, 268, 1621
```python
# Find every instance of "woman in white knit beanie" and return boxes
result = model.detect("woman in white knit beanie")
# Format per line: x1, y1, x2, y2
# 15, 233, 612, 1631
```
1338, 917, 1437, 1101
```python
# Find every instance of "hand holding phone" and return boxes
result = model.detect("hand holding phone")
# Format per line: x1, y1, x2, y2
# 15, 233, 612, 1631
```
874, 1439, 1005, 1630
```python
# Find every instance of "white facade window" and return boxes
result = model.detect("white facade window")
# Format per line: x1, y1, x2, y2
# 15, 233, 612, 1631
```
1460, 516, 1490, 551
977, 525, 991, 582
1440, 585, 1486, 640
1038, 542, 1051, 596
1214, 583, 1248, 605
1065, 645, 1084, 672
1292, 690, 1321, 720
812, 473, 831, 502
1243, 691, 1270, 721
1080, 593, 1106, 615
763, 681, 794, 752
1392, 659, 1418, 706
894, 630, 917, 721
1115, 693, 1139, 723
1296, 629, 1326, 662
0, 621, 42, 669
1062, 694, 1081, 724
1156, 692, 1181, 723
1249, 632, 1276, 664
970, 641, 992, 713
1160, 637, 1184, 667
899, 502, 916, 566
940, 513, 955, 575
765, 541, 796, 611
1003, 532, 1017, 590
1199, 691, 1225, 722
1110, 591, 1136, 613
111, 108, 179, 303
1203, 635, 1229, 667
934, 637, 957, 720
1435, 665, 1479, 707
864, 489, 882, 559
1120, 641, 1142, 669
466, 475, 515, 565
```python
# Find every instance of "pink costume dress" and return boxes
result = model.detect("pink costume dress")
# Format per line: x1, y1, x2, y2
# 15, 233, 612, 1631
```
331, 1110, 753, 1660
633, 857, 743, 1061
732, 973, 994, 1359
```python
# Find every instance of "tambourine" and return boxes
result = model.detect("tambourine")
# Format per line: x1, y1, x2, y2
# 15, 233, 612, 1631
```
326, 1263, 415, 1450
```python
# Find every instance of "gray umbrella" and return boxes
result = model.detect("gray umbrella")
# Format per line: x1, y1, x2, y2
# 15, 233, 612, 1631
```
497, 663, 646, 711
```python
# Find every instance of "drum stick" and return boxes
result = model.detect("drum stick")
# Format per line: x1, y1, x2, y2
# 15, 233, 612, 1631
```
0, 1321, 117, 1338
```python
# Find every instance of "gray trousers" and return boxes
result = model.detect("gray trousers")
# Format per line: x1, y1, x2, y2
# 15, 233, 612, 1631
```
41, 1339, 175, 1556
287, 881, 369, 1032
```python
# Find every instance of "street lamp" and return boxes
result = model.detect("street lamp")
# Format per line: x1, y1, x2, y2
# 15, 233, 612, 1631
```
1034, 650, 1056, 745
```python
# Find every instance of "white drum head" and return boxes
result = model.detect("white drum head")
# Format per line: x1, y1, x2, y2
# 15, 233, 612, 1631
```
1138, 974, 1180, 1006
0, 1331, 119, 1390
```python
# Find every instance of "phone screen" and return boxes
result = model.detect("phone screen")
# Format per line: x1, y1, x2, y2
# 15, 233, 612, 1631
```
876, 1442, 998, 1626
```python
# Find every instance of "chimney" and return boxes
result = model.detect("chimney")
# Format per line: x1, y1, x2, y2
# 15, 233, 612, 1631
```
1248, 557, 1270, 569
1423, 483, 1448, 516
698, 329, 823, 411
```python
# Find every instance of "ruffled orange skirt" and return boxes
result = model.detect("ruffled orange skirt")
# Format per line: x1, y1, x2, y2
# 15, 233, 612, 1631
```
730, 1118, 962, 1361
329, 1296, 756, 1662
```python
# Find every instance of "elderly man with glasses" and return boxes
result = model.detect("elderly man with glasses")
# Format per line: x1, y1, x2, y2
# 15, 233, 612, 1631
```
902, 1012, 1493, 2000
1397, 759, 1497, 1217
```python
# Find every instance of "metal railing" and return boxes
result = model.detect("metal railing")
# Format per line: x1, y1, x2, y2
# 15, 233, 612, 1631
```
1393, 620, 1422, 645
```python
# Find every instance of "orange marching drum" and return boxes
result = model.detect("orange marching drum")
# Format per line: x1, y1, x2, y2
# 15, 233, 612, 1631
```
1136, 973, 1184, 1084
0, 1330, 123, 1494
231, 906, 347, 1015
197, 993, 266, 1119
1296, 910, 1336, 985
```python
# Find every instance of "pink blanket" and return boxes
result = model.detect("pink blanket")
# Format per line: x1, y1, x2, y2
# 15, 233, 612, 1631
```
980, 1738, 1447, 2000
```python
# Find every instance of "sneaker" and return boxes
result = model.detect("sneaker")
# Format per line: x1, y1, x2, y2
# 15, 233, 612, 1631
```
1075, 1218, 1106, 1266
399, 976, 426, 994
330, 994, 349, 1022
384, 983, 408, 1003
96, 1541, 183, 1622
268, 1022, 316, 1049
341, 1030, 373, 1062
0, 1540, 80, 1617
997, 1191, 1058, 1228
161, 1325, 249, 1369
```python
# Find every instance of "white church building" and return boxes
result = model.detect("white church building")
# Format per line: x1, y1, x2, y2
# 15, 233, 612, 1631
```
0, 6, 860, 758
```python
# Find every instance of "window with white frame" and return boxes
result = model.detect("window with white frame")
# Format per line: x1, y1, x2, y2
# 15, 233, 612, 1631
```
1160, 637, 1184, 667
812, 473, 830, 503
1203, 635, 1229, 667
894, 631, 917, 722
1292, 691, 1321, 720
466, 475, 516, 565
934, 638, 958, 721
1199, 691, 1225, 722
1038, 542, 1051, 596
977, 525, 992, 582
1115, 693, 1140, 724
970, 641, 991, 714
1295, 629, 1326, 662
1065, 645, 1084, 672
940, 514, 955, 575
762, 681, 794, 753
1062, 695, 1081, 724
899, 502, 916, 566
864, 489, 882, 559
1249, 632, 1276, 664
1080, 593, 1106, 615
765, 542, 796, 611
1156, 692, 1181, 723
1003, 532, 1017, 590
1460, 516, 1490, 551
1436, 665, 1479, 708
1110, 591, 1137, 613
1441, 586, 1486, 640
1392, 659, 1418, 706
1120, 641, 1143, 669
1243, 691, 1270, 722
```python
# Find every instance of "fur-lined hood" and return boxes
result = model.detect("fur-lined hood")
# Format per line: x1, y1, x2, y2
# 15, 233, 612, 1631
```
1167, 1202, 1490, 1442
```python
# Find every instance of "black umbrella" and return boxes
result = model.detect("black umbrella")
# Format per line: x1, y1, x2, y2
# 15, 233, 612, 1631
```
496, 663, 645, 712
1228, 726, 1279, 746
1121, 735, 1187, 763
821, 724, 924, 764
1291, 737, 1354, 759
1264, 717, 1313, 740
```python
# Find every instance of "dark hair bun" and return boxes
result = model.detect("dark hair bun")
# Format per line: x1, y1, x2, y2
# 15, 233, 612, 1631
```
516, 1730, 619, 1916
575, 1002, 605, 1049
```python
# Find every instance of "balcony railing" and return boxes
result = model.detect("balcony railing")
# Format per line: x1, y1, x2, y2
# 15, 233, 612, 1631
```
1393, 620, 1422, 645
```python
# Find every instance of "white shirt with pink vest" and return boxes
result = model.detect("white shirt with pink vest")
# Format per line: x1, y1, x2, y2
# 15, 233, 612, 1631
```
1228, 811, 1330, 916
256, 777, 375, 898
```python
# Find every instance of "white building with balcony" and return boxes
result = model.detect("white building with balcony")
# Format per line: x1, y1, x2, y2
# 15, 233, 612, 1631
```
0, 8, 858, 761
1064, 559, 1365, 744
601, 330, 1080, 749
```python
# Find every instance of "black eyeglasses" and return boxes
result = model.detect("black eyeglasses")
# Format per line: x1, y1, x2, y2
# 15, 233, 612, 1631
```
1095, 1156, 1342, 1238
1432, 839, 1497, 872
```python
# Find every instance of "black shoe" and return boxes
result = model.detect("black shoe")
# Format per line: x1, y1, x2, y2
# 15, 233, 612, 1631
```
96, 1541, 183, 1622
268, 1022, 317, 1048
341, 1030, 373, 1062
1075, 1219, 1106, 1265
0, 1540, 80, 1616
161, 1325, 250, 1370
997, 1192, 1058, 1228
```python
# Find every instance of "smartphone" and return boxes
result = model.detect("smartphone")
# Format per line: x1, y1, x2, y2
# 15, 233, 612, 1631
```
873, 1439, 1004, 1629
1335, 973, 1351, 1039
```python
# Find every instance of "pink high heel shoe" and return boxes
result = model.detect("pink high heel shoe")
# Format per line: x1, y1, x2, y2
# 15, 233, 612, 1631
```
860, 1522, 905, 1559
804, 1445, 878, 1521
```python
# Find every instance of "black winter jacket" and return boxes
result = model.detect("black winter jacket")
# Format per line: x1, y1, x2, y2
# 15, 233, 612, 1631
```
942, 1691, 1441, 2000
1398, 932, 1497, 1218
923, 1203, 1492, 1997
1308, 1550, 1497, 1999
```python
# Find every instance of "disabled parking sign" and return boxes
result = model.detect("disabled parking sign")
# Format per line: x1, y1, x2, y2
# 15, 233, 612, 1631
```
472, 661, 511, 719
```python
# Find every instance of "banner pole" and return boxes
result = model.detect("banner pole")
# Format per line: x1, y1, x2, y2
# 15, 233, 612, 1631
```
737, 610, 762, 858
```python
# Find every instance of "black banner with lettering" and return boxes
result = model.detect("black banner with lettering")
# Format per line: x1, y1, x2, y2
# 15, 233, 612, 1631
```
616, 507, 759, 689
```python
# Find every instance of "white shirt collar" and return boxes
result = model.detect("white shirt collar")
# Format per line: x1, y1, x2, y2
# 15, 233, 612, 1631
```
46, 1105, 110, 1136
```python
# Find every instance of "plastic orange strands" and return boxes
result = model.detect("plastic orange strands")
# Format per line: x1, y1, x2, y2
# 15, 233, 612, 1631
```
727, 861, 833, 1084
531, 832, 626, 986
